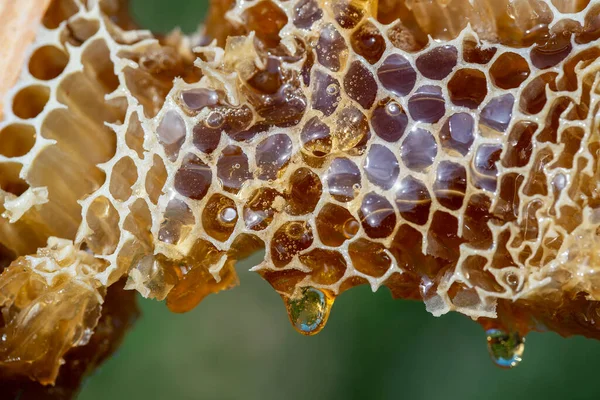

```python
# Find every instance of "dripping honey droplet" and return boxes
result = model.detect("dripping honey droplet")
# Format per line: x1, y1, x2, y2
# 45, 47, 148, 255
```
486, 328, 525, 369
284, 286, 334, 335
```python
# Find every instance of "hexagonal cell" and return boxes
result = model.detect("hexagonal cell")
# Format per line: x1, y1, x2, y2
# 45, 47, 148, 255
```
217, 145, 252, 193
408, 86, 446, 123
326, 157, 361, 202
110, 157, 138, 201
394, 176, 431, 226
256, 134, 293, 181
85, 196, 120, 254
244, 188, 282, 231
145, 155, 167, 204
433, 161, 467, 211
316, 203, 359, 247
401, 128, 437, 172
12, 85, 50, 119
350, 21, 386, 64
29, 45, 69, 80
174, 154, 212, 201
0, 124, 36, 158
359, 193, 397, 239
363, 144, 399, 190
293, 0, 322, 29
316, 24, 348, 72
371, 99, 408, 143
286, 168, 322, 216
349, 239, 392, 278
202, 194, 238, 242
344, 60, 377, 109
377, 54, 417, 96
439, 113, 474, 157
300, 249, 347, 285
158, 199, 195, 245
243, 0, 288, 47
271, 221, 314, 268
447, 69, 487, 109
416, 45, 458, 80
489, 52, 530, 89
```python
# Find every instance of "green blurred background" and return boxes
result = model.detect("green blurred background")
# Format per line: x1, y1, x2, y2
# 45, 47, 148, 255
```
80, 2, 600, 399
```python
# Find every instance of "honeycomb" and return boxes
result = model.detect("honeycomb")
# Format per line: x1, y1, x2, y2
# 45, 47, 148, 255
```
2, 0, 600, 388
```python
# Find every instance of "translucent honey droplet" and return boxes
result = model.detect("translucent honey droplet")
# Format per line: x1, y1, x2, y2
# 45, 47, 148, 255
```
284, 287, 333, 335
486, 329, 525, 369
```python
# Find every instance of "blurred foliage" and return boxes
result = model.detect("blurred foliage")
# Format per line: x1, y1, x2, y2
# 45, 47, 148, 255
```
80, 2, 600, 399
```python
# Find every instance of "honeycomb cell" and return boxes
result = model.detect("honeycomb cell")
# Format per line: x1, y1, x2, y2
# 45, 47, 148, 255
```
42, 0, 78, 29
301, 117, 332, 157
349, 239, 392, 278
159, 199, 195, 245
244, 188, 282, 231
359, 193, 397, 239
519, 73, 558, 115
350, 21, 386, 65
0, 124, 36, 158
371, 100, 408, 143
427, 211, 462, 263
364, 144, 399, 190
523, 148, 553, 196
316, 24, 348, 72
312, 71, 341, 117
394, 176, 431, 225
174, 154, 212, 200
333, 106, 369, 152
530, 33, 573, 69
29, 45, 69, 80
0, 163, 29, 196
344, 61, 377, 109
480, 94, 514, 135
146, 155, 167, 204
408, 85, 445, 123
316, 203, 359, 247
293, 0, 322, 29
332, 0, 366, 29
110, 157, 138, 201
377, 54, 417, 96
433, 161, 467, 211
439, 113, 475, 157
551, 0, 590, 12
327, 157, 361, 202
86, 196, 120, 254
180, 88, 219, 112
462, 39, 497, 64
493, 173, 524, 222
463, 194, 493, 249
490, 53, 530, 89
448, 69, 487, 109
12, 85, 50, 119
299, 249, 347, 285
416, 45, 458, 80
157, 110, 186, 161
286, 168, 322, 216
193, 112, 223, 154
217, 145, 251, 193
63, 17, 100, 47
401, 128, 437, 172
125, 112, 145, 159
386, 21, 427, 53
256, 134, 293, 181
271, 221, 314, 267
502, 121, 538, 168
202, 194, 238, 242
244, 0, 288, 47
471, 144, 502, 192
